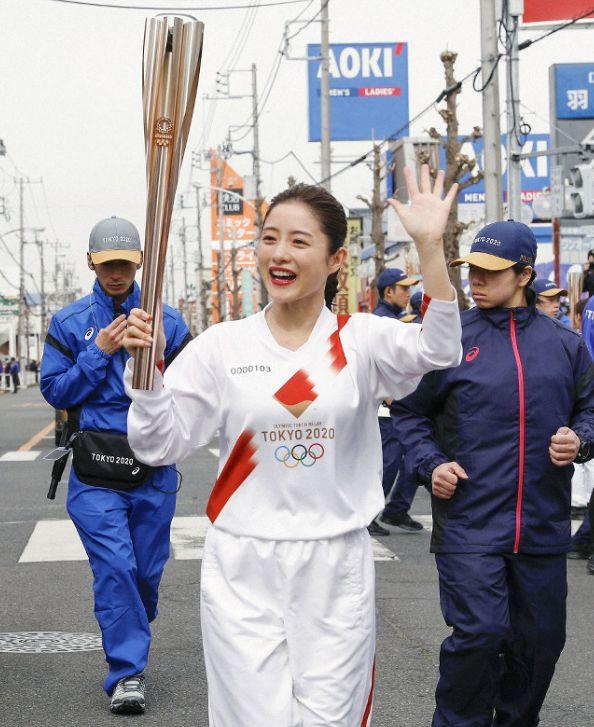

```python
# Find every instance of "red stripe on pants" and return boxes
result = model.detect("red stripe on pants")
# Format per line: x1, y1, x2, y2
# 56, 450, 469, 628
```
361, 660, 376, 726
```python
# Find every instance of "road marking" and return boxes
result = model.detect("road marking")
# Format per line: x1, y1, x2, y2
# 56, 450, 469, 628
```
19, 421, 55, 452
0, 451, 42, 462
19, 517, 400, 563
20, 520, 86, 562
208, 448, 220, 458
170, 516, 209, 560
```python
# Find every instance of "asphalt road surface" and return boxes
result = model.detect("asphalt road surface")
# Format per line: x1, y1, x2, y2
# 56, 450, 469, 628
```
1, 385, 592, 726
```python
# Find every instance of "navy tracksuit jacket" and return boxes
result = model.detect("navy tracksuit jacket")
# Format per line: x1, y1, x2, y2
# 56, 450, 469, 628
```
392, 303, 594, 727
373, 298, 420, 512
40, 280, 191, 694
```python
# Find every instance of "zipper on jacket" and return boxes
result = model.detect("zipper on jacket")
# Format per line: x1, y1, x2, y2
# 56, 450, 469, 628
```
509, 311, 526, 554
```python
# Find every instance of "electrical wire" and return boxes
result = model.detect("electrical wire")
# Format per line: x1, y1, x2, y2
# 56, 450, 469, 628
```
519, 4, 594, 49
227, 0, 322, 143
317, 5, 594, 188
0, 269, 19, 290
285, 0, 325, 42
45, 0, 309, 10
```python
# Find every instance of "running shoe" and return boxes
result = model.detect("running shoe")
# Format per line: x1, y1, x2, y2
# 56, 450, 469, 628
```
380, 512, 424, 532
367, 519, 390, 536
110, 674, 146, 715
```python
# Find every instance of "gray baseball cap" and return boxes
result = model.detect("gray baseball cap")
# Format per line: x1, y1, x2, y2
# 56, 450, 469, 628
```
88, 216, 142, 265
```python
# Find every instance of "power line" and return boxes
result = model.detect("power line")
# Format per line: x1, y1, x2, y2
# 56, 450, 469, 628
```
317, 7, 594, 189
0, 269, 18, 290
227, 0, 321, 143
45, 0, 309, 10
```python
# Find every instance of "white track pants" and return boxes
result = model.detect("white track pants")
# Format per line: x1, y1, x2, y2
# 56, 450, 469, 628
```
200, 526, 376, 727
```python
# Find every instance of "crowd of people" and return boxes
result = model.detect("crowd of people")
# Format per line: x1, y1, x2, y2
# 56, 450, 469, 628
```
33, 171, 594, 725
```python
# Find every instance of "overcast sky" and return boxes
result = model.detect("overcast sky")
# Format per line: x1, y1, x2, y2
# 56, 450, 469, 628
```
1, 0, 593, 298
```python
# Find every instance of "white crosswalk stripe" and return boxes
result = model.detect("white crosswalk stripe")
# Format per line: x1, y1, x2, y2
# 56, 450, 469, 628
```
0, 451, 42, 462
18, 517, 399, 563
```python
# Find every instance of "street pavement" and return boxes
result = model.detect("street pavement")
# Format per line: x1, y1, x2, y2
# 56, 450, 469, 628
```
1, 385, 592, 726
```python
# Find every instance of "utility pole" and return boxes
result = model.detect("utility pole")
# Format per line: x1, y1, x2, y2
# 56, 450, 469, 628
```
17, 177, 25, 364
194, 184, 208, 332
230, 231, 240, 321
35, 231, 47, 340
480, 0, 503, 223
356, 142, 385, 290
320, 0, 332, 190
179, 216, 190, 323
217, 154, 227, 322
251, 62, 268, 309
169, 243, 176, 308
505, 0, 523, 220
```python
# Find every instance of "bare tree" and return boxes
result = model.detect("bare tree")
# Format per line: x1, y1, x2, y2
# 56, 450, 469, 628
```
357, 143, 394, 290
423, 50, 484, 308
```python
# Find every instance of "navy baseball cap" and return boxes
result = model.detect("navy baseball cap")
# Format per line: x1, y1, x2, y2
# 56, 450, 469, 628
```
410, 291, 422, 313
450, 220, 537, 271
532, 278, 568, 297
377, 268, 417, 288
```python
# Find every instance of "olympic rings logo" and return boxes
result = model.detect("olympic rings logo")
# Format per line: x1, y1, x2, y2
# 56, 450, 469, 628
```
274, 443, 325, 468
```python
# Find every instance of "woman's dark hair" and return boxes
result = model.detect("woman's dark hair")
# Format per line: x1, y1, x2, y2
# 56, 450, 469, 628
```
263, 183, 347, 309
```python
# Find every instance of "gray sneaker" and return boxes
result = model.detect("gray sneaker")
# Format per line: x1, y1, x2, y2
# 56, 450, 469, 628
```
110, 674, 146, 715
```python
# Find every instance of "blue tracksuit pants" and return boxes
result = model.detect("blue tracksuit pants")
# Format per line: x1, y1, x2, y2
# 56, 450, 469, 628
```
67, 471, 176, 694
384, 453, 418, 516
379, 417, 402, 498
433, 553, 567, 727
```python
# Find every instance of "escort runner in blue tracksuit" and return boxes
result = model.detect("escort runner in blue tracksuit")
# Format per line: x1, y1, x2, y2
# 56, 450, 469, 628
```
40, 217, 191, 715
373, 270, 424, 534
392, 221, 594, 727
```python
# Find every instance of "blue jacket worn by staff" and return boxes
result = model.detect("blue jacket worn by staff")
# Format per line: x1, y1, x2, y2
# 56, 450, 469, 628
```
393, 220, 594, 727
392, 268, 594, 556
41, 269, 190, 697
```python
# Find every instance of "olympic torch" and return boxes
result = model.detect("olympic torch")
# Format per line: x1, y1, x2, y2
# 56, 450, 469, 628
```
133, 15, 204, 390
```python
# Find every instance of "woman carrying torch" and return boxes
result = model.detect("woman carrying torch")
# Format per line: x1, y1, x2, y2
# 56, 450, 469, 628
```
123, 166, 461, 725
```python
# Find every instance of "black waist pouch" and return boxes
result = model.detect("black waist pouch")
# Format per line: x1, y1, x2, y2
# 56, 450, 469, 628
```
72, 430, 154, 491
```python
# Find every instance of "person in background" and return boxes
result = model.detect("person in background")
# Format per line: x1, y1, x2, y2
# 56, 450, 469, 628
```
582, 249, 594, 297
3, 359, 10, 391
408, 290, 423, 323
29, 358, 39, 384
380, 290, 426, 533
371, 268, 418, 536
570, 297, 594, 572
533, 278, 568, 322
40, 216, 191, 715
9, 357, 20, 394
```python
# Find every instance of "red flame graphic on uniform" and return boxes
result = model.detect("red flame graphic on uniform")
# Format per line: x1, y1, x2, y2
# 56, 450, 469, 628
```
273, 370, 318, 418
273, 315, 350, 418
206, 429, 258, 522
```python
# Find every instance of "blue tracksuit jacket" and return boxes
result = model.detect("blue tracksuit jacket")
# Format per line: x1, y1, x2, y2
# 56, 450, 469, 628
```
372, 299, 406, 319
40, 279, 191, 441
391, 304, 594, 555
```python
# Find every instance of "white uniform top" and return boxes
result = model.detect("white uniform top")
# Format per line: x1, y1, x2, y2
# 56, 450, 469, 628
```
125, 296, 461, 540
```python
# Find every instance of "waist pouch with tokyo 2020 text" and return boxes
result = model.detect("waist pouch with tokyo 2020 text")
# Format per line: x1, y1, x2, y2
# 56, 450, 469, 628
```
72, 430, 154, 491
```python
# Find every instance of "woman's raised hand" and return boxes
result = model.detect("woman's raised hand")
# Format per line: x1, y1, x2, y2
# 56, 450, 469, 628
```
388, 165, 458, 252
123, 308, 166, 361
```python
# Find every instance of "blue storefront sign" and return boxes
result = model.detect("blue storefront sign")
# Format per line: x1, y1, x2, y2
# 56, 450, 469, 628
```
308, 42, 409, 142
554, 63, 594, 120
386, 133, 551, 204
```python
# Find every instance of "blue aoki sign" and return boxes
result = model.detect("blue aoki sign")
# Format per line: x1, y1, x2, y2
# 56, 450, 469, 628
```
307, 42, 409, 142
